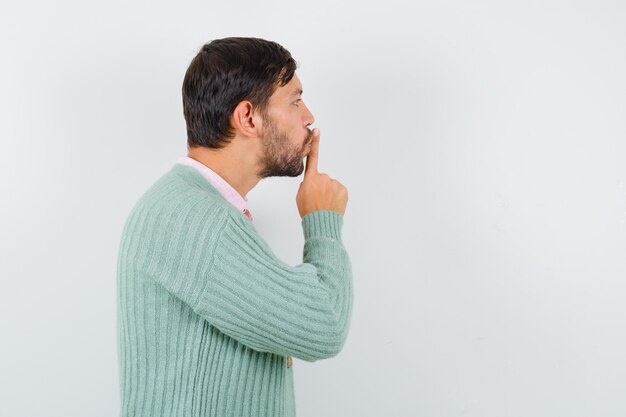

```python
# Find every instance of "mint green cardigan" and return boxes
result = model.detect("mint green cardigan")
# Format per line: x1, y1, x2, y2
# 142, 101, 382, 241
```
116, 163, 353, 417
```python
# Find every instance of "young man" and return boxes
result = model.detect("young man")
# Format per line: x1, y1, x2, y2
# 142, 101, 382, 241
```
116, 37, 353, 417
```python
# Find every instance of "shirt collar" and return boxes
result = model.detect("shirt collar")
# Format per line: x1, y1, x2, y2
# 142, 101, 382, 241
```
175, 156, 249, 213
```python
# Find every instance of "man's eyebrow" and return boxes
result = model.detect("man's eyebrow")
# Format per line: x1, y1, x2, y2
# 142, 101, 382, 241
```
290, 88, 303, 98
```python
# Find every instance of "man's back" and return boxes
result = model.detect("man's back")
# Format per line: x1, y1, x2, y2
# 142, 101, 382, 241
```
116, 163, 353, 417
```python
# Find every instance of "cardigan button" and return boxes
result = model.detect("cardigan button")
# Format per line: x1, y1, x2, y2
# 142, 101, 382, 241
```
287, 355, 293, 368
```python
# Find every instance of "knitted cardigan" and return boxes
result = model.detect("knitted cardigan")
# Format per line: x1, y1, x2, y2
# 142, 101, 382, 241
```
116, 163, 353, 417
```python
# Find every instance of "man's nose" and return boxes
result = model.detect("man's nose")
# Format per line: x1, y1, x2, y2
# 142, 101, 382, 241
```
303, 103, 315, 127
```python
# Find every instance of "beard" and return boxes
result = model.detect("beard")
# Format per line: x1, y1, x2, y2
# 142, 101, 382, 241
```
256, 113, 312, 179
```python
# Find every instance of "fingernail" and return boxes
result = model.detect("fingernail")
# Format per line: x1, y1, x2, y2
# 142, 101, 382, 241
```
313, 128, 319, 136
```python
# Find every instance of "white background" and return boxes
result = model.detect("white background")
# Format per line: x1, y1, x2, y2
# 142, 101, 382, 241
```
1, 1, 625, 416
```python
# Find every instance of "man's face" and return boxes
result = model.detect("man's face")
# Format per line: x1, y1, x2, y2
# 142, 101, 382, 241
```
256, 73, 316, 179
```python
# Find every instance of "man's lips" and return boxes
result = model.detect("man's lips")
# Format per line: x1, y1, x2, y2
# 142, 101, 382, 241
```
305, 129, 313, 145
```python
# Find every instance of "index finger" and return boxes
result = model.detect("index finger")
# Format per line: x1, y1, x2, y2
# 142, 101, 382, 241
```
304, 128, 320, 179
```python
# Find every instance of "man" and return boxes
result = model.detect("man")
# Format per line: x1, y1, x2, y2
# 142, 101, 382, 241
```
116, 37, 353, 417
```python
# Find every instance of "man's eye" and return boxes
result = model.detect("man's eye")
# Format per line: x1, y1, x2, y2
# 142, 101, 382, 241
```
293, 99, 301, 107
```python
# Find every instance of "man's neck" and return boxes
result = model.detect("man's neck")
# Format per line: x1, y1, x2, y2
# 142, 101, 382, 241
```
186, 144, 260, 199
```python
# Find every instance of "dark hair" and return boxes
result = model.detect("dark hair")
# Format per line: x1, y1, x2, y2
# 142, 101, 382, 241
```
182, 37, 298, 149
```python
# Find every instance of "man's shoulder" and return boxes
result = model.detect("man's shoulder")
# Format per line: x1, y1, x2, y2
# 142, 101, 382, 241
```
128, 164, 232, 225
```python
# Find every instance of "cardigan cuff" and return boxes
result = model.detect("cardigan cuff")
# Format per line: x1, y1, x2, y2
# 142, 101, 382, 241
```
301, 210, 343, 241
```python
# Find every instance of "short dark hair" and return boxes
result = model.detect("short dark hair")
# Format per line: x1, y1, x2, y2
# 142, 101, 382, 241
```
182, 37, 298, 149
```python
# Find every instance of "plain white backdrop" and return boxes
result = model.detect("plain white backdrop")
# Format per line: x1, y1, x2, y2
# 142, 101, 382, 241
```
1, 1, 625, 416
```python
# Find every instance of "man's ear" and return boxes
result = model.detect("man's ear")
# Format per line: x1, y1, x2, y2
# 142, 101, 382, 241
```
231, 100, 262, 138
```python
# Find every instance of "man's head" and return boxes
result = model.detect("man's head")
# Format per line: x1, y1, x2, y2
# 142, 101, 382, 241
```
182, 37, 315, 178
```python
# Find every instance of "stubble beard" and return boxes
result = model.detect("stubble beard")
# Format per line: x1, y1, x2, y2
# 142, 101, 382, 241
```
257, 114, 308, 179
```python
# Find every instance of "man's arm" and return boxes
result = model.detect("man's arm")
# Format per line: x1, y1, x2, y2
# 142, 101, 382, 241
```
148, 206, 353, 362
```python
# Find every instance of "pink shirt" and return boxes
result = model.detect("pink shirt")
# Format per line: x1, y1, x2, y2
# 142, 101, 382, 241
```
176, 156, 253, 221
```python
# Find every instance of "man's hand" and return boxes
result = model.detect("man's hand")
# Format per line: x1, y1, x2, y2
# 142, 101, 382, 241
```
296, 128, 349, 218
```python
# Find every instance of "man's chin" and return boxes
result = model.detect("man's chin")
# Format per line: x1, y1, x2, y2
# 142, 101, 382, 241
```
286, 163, 305, 177
258, 162, 304, 179
287, 161, 306, 177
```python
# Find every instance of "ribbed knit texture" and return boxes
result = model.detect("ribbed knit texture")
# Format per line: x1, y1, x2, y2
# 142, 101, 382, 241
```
116, 163, 353, 417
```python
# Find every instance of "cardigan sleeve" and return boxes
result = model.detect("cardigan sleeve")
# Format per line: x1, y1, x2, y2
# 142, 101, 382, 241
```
148, 205, 353, 362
